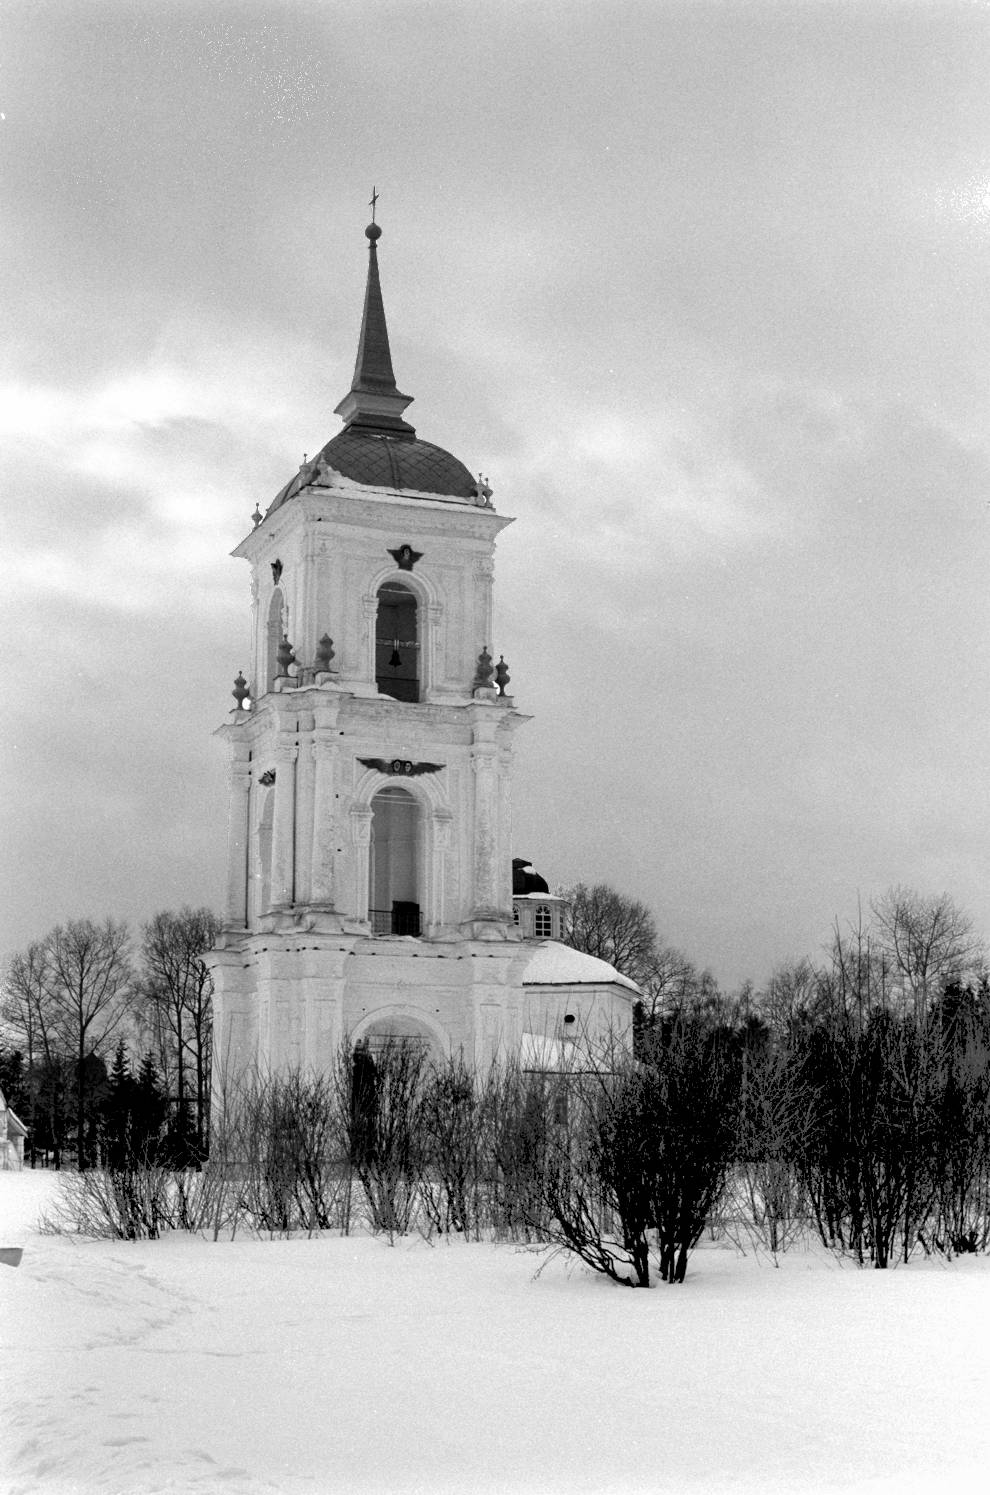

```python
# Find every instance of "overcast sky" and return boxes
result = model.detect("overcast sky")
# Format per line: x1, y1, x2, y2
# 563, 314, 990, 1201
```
2, 0, 989, 988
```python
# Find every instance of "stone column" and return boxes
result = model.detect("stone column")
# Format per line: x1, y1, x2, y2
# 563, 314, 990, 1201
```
270, 735, 298, 908
350, 804, 373, 923
294, 712, 315, 906
425, 600, 442, 695
470, 716, 500, 921
310, 722, 338, 906
430, 808, 453, 933
223, 745, 252, 929
361, 593, 377, 684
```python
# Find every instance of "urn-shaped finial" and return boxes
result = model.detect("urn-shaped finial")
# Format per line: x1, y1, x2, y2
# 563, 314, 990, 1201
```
276, 634, 296, 676
473, 645, 495, 689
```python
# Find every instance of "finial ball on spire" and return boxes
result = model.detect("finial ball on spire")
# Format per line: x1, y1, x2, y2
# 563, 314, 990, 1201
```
366, 221, 382, 242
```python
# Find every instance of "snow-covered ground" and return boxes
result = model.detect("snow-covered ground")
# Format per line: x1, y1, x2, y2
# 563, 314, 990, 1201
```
3, 1171, 990, 1495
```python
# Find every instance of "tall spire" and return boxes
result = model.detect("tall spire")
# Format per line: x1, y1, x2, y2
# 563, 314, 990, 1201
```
334, 212, 415, 436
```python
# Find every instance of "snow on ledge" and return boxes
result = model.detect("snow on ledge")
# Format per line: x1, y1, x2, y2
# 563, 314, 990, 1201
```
521, 941, 639, 992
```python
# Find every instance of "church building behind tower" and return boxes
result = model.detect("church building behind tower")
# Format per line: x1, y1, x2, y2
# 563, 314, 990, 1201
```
207, 218, 635, 1077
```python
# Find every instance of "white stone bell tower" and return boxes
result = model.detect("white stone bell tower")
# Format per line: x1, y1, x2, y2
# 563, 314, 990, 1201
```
207, 217, 535, 1078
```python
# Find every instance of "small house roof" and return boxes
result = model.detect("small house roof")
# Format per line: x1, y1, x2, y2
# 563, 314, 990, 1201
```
521, 941, 639, 992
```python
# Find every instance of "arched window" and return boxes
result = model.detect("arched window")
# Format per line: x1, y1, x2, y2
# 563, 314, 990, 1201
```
266, 588, 285, 695
375, 582, 419, 702
369, 787, 421, 935
534, 904, 553, 938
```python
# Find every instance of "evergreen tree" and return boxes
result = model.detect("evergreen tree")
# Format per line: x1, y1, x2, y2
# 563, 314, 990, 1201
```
133, 1053, 169, 1159
102, 1040, 135, 1169
0, 1046, 28, 1114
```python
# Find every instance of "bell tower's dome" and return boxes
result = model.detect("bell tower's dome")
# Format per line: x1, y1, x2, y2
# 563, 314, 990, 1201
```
267, 220, 481, 516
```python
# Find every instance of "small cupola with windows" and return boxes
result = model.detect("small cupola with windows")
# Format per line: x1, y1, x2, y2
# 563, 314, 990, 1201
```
512, 859, 567, 941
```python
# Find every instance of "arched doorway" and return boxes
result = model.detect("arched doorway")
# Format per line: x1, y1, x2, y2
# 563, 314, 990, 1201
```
368, 787, 421, 935
358, 1014, 443, 1060
375, 581, 419, 701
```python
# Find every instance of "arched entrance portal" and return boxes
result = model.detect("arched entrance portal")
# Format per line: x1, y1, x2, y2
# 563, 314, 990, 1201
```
368, 787, 421, 935
357, 1014, 443, 1061
375, 581, 419, 701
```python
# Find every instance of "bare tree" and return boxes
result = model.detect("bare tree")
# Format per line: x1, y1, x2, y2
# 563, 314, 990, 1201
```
3, 940, 65, 1165
561, 883, 658, 985
50, 920, 133, 1169
756, 960, 820, 1034
871, 887, 982, 1016
637, 945, 699, 1026
139, 908, 220, 1159
4, 920, 132, 1168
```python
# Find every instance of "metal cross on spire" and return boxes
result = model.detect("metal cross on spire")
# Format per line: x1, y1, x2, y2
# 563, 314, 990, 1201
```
369, 185, 379, 223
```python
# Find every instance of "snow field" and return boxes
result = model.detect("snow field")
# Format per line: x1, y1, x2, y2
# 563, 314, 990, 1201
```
2, 1169, 990, 1494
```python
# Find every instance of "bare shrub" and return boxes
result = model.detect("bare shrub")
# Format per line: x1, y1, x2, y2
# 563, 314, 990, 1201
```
418, 1053, 491, 1237
344, 1039, 428, 1240
488, 1059, 556, 1241
734, 1033, 809, 1261
226, 1067, 351, 1237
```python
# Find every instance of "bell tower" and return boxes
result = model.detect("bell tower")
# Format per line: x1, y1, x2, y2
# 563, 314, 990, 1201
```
208, 217, 531, 1078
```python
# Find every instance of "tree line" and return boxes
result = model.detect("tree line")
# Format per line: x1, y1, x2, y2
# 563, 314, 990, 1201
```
0, 908, 219, 1170
7, 880, 990, 1285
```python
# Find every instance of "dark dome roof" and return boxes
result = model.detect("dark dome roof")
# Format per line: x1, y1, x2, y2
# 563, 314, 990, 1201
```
512, 859, 550, 895
324, 427, 477, 497
268, 426, 478, 514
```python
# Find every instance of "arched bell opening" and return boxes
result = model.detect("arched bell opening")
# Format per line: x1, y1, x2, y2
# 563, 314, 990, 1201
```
375, 581, 419, 701
368, 786, 421, 935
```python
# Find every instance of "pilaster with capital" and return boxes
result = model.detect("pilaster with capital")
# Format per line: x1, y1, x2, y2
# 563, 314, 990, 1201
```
310, 722, 339, 905
360, 593, 378, 683
294, 713, 315, 906
223, 745, 252, 928
270, 736, 298, 907
429, 808, 453, 932
425, 601, 443, 695
469, 720, 501, 919
249, 573, 260, 698
349, 803, 373, 923
473, 555, 495, 661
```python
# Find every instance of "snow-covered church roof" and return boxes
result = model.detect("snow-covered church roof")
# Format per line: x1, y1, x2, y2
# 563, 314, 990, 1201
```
520, 941, 639, 993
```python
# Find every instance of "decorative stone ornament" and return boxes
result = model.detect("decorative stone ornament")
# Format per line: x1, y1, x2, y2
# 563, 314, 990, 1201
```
358, 757, 445, 777
472, 642, 496, 687
315, 634, 336, 672
495, 655, 510, 696
276, 634, 295, 676
251, 505, 263, 528
232, 672, 251, 710
388, 544, 423, 571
